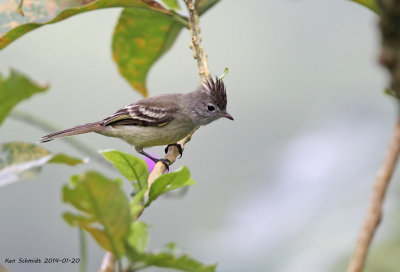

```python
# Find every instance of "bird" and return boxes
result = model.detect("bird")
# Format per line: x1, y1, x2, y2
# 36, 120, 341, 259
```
39, 77, 233, 169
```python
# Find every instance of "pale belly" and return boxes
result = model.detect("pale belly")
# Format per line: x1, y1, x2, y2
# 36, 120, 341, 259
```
98, 122, 196, 149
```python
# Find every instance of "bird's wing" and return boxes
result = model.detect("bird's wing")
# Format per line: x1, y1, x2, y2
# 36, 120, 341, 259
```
102, 100, 179, 127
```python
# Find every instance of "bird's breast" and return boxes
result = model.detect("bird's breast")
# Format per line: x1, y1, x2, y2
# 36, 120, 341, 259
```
98, 119, 196, 148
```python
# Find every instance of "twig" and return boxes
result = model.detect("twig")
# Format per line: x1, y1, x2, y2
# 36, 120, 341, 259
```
145, 0, 209, 193
347, 1, 400, 271
17, 0, 24, 16
119, 1, 206, 270
99, 128, 197, 272
347, 114, 400, 272
0, 263, 9, 272
185, 0, 210, 82
99, 252, 115, 272
146, 127, 198, 190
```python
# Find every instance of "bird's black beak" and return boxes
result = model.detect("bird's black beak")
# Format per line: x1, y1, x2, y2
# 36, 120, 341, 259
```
221, 112, 234, 120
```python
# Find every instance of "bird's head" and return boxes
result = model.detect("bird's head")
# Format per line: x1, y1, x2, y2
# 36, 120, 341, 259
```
192, 77, 233, 126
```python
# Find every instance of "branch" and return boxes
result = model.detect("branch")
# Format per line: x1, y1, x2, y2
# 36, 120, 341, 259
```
17, 0, 24, 16
347, 114, 400, 272
147, 127, 198, 189
99, 252, 115, 272
100, 1, 209, 271
0, 263, 10, 272
347, 2, 400, 270
185, 0, 211, 82
99, 130, 197, 272
146, 0, 209, 192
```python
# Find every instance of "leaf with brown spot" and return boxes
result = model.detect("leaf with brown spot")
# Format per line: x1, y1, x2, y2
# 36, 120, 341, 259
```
112, 0, 220, 97
0, 142, 85, 187
112, 8, 184, 97
0, 0, 172, 50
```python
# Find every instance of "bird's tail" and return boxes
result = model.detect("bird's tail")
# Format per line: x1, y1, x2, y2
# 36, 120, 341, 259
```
39, 122, 103, 143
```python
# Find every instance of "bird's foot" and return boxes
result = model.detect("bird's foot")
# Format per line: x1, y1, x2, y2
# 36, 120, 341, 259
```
165, 143, 183, 158
139, 150, 171, 171
157, 158, 171, 171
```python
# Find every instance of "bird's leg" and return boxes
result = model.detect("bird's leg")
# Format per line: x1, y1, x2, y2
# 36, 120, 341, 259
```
139, 150, 170, 171
165, 143, 183, 158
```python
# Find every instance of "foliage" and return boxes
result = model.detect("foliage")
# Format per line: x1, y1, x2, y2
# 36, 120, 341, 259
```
102, 150, 149, 191
0, 0, 173, 50
0, 142, 85, 187
0, 0, 221, 271
146, 166, 195, 207
112, 8, 184, 97
0, 0, 218, 96
127, 221, 149, 253
349, 0, 379, 14
0, 69, 48, 126
63, 171, 131, 257
1, 0, 393, 271
61, 153, 205, 271
162, 0, 181, 10
0, 70, 86, 187
126, 242, 217, 272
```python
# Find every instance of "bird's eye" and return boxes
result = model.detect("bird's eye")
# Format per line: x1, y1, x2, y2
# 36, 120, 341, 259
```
207, 104, 215, 111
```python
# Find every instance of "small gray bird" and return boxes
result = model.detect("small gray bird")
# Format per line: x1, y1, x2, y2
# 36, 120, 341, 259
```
39, 77, 233, 168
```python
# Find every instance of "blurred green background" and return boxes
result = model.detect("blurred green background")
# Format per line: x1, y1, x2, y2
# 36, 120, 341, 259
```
1, 0, 399, 271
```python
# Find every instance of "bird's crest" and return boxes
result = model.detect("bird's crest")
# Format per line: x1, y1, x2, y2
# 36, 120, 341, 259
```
202, 77, 227, 111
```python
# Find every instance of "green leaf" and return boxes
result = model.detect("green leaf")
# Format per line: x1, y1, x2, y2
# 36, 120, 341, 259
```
163, 242, 181, 255
130, 189, 146, 219
146, 166, 195, 207
62, 171, 130, 257
0, 0, 173, 50
111, 0, 219, 97
348, 0, 379, 14
131, 189, 146, 207
196, 0, 220, 15
126, 244, 217, 272
384, 87, 397, 98
0, 69, 48, 126
1, 0, 220, 100
162, 0, 181, 10
142, 253, 217, 272
48, 153, 87, 166
127, 221, 149, 253
112, 8, 184, 97
0, 142, 85, 187
218, 67, 229, 80
101, 150, 149, 191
